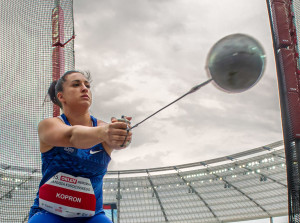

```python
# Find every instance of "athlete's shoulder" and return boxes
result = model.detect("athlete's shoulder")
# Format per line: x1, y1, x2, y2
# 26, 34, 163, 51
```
38, 117, 67, 153
38, 117, 64, 128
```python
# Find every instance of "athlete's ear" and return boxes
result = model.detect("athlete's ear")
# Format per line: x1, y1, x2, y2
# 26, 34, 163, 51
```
57, 92, 65, 103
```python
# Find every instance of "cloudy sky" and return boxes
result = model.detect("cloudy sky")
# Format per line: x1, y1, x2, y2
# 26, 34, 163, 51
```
72, 0, 283, 171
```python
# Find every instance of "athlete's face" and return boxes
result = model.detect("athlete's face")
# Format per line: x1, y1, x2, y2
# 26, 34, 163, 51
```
57, 72, 92, 109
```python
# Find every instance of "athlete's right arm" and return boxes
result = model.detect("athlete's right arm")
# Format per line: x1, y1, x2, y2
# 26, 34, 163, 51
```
38, 118, 130, 153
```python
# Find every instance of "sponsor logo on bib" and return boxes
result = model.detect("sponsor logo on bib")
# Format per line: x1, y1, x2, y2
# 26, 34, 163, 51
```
60, 176, 77, 184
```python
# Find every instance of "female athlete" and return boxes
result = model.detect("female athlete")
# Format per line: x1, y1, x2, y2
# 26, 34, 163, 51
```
28, 70, 132, 223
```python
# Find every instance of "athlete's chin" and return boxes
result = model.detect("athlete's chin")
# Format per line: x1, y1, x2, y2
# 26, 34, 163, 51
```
70, 102, 91, 111
79, 99, 91, 105
81, 99, 92, 106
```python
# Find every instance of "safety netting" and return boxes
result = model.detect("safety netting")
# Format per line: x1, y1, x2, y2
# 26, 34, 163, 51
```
0, 0, 298, 222
0, 0, 74, 222
267, 0, 300, 222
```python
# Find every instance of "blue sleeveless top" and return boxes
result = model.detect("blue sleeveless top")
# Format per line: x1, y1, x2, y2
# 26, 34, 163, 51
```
30, 114, 111, 217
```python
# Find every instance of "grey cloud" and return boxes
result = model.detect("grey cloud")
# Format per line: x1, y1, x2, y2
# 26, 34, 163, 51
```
108, 150, 168, 171
73, 0, 283, 170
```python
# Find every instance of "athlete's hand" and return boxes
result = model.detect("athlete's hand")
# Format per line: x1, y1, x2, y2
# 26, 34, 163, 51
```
104, 116, 132, 149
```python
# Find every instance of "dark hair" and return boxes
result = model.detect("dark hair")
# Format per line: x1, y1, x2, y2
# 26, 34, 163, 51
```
48, 70, 91, 108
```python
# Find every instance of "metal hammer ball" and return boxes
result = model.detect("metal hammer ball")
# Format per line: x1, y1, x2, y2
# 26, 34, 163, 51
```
206, 33, 266, 93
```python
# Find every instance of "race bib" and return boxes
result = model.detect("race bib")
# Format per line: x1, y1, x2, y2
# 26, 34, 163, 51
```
39, 172, 96, 218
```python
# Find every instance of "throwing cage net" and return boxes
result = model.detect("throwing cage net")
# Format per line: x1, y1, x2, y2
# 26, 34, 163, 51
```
0, 0, 74, 222
267, 0, 300, 223
0, 0, 299, 222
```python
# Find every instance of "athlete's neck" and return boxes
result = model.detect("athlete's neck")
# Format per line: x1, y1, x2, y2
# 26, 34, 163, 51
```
62, 110, 92, 127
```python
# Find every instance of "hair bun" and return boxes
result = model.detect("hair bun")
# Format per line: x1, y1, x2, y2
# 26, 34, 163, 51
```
48, 80, 59, 105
